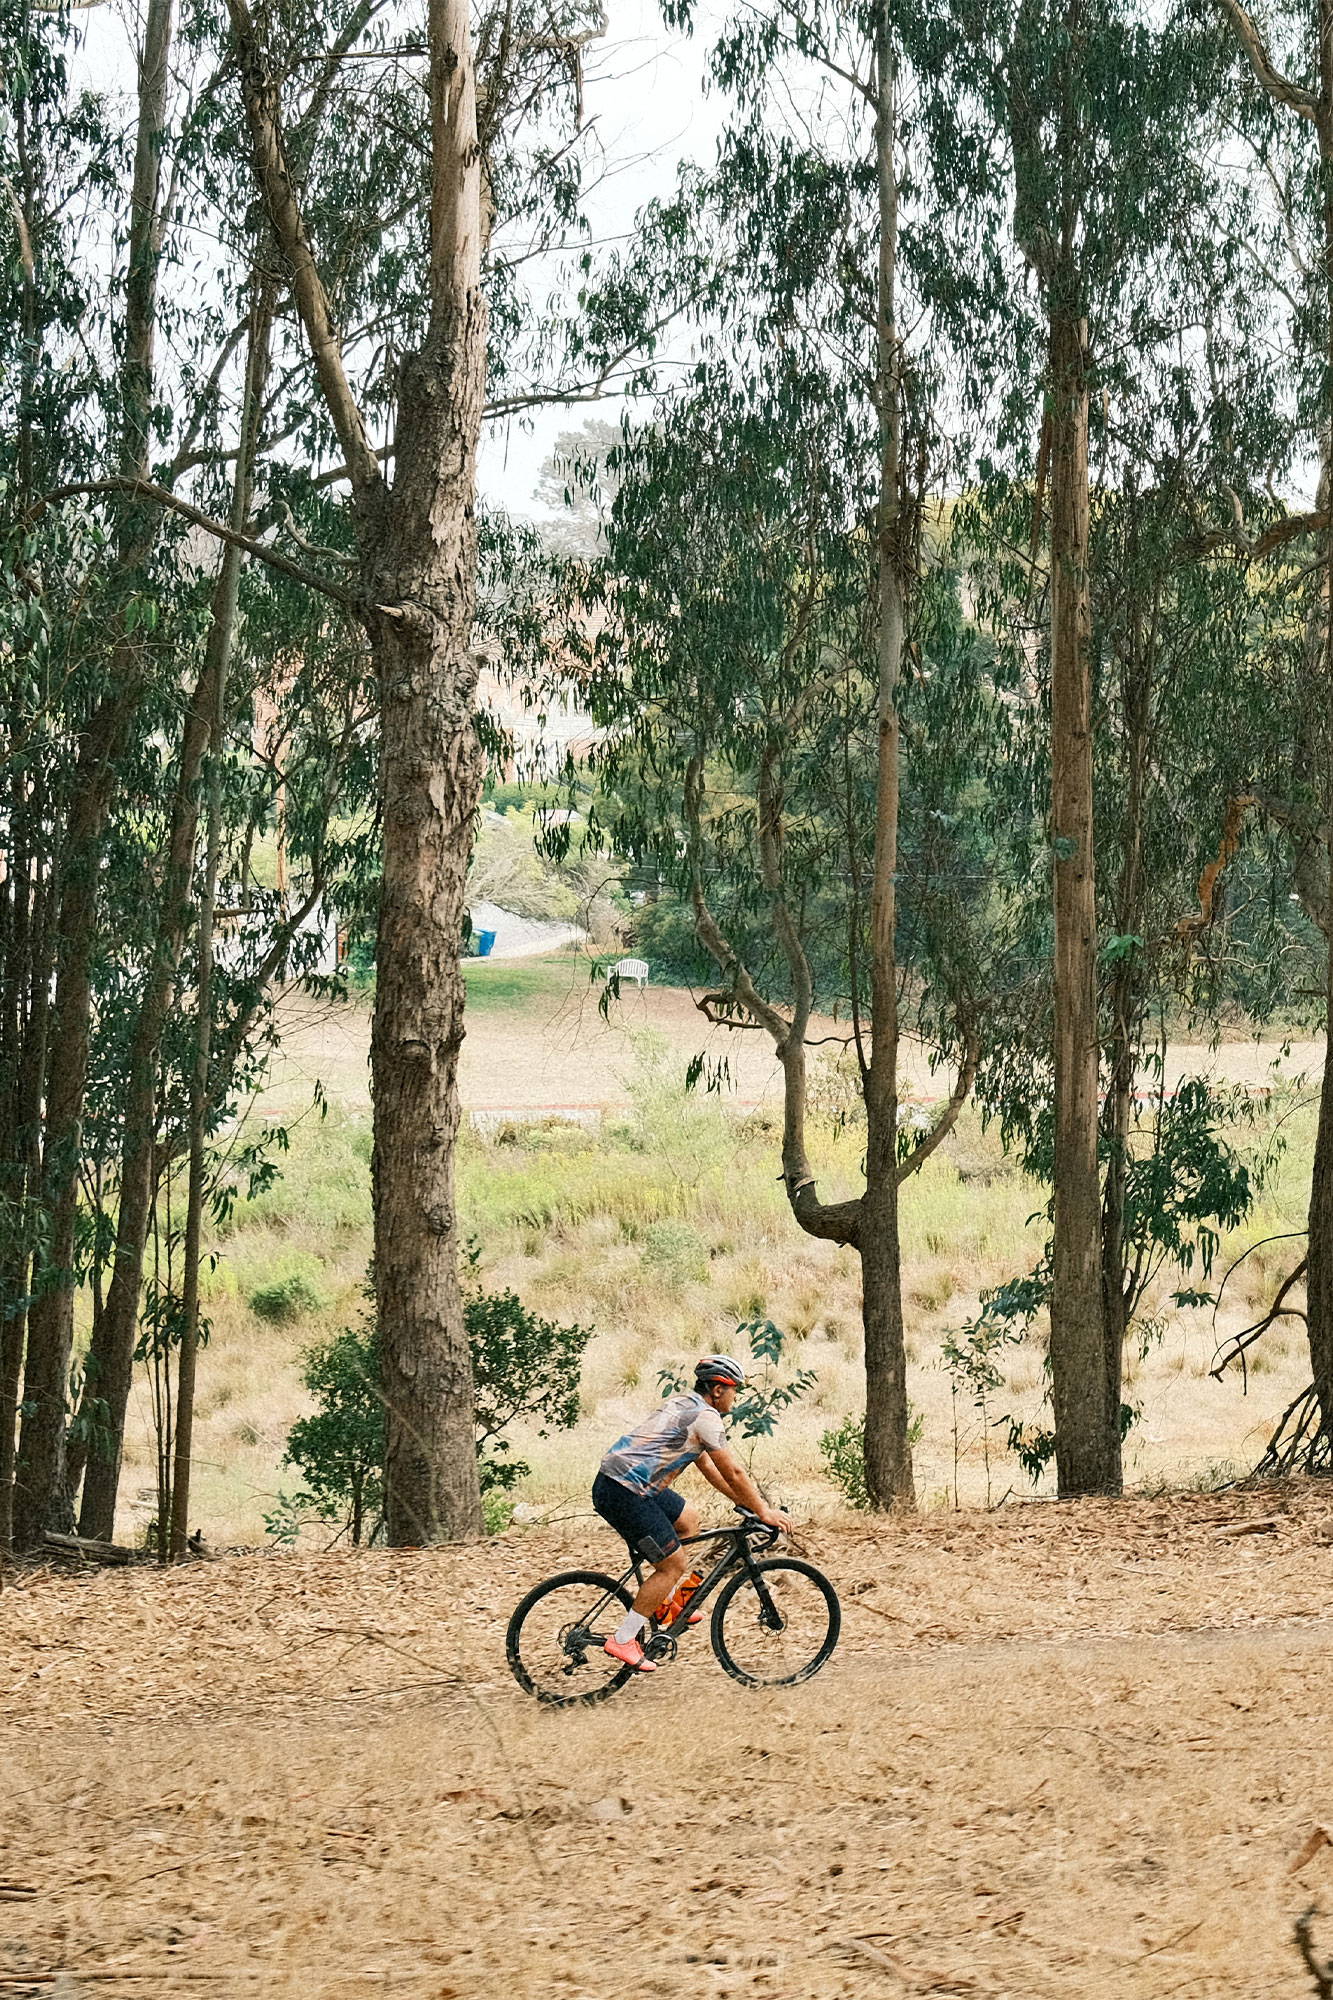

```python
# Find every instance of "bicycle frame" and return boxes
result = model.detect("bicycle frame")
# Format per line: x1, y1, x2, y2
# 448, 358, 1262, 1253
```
571, 1517, 781, 1651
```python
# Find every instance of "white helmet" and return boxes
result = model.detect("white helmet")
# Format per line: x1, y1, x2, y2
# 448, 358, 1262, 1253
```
695, 1354, 746, 1388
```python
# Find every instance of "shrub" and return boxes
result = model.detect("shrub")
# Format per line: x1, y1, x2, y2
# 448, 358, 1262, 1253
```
820, 1414, 870, 1510
820, 1406, 925, 1510
277, 1266, 594, 1543
640, 1220, 708, 1283
283, 1324, 382, 1543
249, 1272, 327, 1324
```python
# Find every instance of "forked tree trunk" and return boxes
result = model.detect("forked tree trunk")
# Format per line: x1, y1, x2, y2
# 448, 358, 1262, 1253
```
1047, 303, 1119, 1495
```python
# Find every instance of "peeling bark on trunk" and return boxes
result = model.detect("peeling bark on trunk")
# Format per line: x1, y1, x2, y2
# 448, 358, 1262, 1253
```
1047, 304, 1119, 1496
229, 0, 486, 1541
371, 325, 486, 1546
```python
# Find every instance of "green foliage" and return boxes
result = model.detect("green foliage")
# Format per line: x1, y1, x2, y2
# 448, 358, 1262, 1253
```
640, 1220, 710, 1283
656, 1317, 816, 1444
283, 1325, 382, 1544
819, 1414, 872, 1511
278, 1263, 594, 1543
820, 1406, 925, 1509
249, 1272, 328, 1325
469, 1261, 595, 1493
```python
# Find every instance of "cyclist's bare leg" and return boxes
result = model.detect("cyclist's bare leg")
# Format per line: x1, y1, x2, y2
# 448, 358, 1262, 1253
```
628, 1501, 699, 1620
630, 1547, 686, 1621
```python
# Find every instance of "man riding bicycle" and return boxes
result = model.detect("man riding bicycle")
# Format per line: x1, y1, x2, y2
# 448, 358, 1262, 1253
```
592, 1353, 793, 1673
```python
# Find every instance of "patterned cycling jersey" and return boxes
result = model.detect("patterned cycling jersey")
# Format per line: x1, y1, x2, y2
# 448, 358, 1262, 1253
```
599, 1391, 728, 1494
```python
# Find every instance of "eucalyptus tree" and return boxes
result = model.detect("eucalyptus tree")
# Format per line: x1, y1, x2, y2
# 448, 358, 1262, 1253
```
0, 0, 387, 1552
218, 0, 697, 1541
1208, 0, 1333, 1456
951, 0, 1229, 1494
0, 0, 114, 1549
563, 0, 1004, 1506
3, 0, 189, 1549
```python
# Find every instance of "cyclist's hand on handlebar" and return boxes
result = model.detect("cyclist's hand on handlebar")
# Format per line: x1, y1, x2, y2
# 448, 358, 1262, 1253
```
757, 1504, 793, 1533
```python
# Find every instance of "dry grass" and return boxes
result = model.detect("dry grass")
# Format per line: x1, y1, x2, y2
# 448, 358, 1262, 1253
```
5, 1487, 1333, 1996
103, 994, 1322, 1548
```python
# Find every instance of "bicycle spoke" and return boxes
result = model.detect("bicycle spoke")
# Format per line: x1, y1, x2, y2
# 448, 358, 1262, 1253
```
711, 1559, 840, 1687
507, 1572, 636, 1705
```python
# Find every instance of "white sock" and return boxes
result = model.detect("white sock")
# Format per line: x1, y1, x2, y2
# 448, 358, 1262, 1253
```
613, 1611, 647, 1644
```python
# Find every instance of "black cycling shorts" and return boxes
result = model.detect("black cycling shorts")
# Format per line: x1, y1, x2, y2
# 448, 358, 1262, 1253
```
592, 1471, 685, 1562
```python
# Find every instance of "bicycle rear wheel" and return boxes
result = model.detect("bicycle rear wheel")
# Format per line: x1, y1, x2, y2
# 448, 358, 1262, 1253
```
710, 1557, 840, 1687
506, 1569, 637, 1706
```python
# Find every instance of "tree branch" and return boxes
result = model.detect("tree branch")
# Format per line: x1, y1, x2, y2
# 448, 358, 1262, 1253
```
684, 755, 861, 1250
896, 1026, 979, 1183
225, 0, 385, 508
1213, 0, 1321, 124
37, 478, 359, 609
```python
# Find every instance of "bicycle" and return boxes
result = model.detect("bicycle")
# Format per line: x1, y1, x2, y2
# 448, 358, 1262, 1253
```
505, 1507, 841, 1705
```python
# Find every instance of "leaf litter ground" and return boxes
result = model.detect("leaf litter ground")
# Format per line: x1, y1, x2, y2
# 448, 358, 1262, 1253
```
5, 1483, 1333, 1997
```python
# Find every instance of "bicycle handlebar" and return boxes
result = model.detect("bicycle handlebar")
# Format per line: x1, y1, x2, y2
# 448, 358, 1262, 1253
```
732, 1506, 782, 1546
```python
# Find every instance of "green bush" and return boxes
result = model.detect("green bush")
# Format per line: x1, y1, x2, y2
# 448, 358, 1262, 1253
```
820, 1406, 924, 1510
249, 1272, 327, 1324
640, 1219, 709, 1283
277, 1266, 594, 1544
819, 1414, 870, 1510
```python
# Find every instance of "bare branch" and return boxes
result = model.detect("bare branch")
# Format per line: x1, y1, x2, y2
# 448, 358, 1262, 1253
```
1212, 0, 1321, 124
226, 0, 384, 506
896, 1028, 979, 1183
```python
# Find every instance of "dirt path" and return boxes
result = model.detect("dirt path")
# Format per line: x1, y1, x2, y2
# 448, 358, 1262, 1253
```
5, 1486, 1333, 1997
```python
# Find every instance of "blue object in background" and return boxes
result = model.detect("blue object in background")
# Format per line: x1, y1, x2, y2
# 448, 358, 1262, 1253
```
475, 928, 497, 958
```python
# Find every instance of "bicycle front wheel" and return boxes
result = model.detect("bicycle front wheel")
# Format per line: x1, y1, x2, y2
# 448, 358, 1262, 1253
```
710, 1557, 841, 1688
506, 1569, 637, 1706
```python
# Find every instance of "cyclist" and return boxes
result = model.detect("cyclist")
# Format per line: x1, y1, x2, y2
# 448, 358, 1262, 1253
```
593, 1353, 793, 1673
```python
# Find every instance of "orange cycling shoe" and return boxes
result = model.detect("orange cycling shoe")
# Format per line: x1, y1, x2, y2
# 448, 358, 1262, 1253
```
603, 1635, 658, 1671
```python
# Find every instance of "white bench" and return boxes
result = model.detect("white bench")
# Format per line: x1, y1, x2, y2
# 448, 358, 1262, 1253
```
613, 956, 649, 987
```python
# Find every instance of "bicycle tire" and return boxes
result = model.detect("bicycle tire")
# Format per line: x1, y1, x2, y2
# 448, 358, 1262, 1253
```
506, 1568, 637, 1706
709, 1556, 841, 1688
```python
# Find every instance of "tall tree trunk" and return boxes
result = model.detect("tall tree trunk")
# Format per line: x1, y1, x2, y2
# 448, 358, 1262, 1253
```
1305, 91, 1333, 1441
1310, 924, 1333, 1431
73, 669, 212, 1537
862, 9, 913, 1508
1101, 576, 1152, 1385
371, 0, 486, 1543
168, 291, 270, 1559
76, 287, 271, 1545
1047, 301, 1118, 1495
228, 0, 486, 1539
10, 0, 177, 1549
